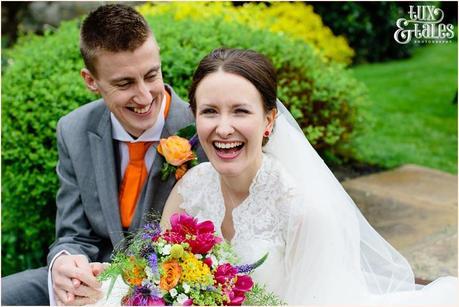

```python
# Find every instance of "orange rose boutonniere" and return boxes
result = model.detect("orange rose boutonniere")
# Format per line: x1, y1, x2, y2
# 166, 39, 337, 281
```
157, 124, 199, 180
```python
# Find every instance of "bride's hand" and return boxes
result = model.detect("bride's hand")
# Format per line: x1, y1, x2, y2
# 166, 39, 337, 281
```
90, 262, 110, 277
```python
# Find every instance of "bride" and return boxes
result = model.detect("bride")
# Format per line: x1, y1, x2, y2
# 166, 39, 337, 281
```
158, 47, 457, 304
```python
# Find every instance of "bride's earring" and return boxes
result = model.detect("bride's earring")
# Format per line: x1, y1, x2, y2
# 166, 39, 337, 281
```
262, 130, 271, 146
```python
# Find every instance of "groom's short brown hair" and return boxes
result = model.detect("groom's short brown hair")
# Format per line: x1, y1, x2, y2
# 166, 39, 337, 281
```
80, 4, 153, 76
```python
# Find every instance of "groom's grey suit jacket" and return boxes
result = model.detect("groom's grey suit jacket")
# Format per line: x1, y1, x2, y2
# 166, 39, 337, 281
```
47, 85, 205, 265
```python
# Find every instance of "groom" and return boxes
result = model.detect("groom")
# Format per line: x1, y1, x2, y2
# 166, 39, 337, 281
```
1, 4, 205, 306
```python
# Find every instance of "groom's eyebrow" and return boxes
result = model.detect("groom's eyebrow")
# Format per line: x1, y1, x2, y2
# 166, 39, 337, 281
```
109, 65, 161, 84
145, 66, 161, 76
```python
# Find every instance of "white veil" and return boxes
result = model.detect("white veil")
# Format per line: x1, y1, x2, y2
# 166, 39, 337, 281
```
263, 100, 416, 302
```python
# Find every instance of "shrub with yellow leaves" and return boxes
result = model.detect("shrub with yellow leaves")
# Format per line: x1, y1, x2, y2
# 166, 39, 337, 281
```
137, 2, 354, 65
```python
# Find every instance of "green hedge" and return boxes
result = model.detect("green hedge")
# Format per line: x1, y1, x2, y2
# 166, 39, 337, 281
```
2, 13, 367, 275
312, 2, 416, 64
1, 23, 98, 275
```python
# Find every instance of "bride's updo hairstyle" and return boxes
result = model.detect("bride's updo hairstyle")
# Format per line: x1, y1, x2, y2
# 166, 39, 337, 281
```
189, 48, 277, 115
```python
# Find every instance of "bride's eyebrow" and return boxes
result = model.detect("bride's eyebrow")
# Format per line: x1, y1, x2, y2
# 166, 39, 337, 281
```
232, 103, 251, 109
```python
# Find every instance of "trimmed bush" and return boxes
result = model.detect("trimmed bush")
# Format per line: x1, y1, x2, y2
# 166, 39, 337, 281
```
138, 2, 355, 65
2, 11, 367, 274
1, 24, 98, 275
312, 2, 416, 64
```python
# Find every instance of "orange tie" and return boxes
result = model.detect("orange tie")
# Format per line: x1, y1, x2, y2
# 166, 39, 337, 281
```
119, 90, 171, 227
119, 142, 152, 228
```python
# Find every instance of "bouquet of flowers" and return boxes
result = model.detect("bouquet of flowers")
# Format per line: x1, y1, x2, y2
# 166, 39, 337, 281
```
99, 213, 281, 305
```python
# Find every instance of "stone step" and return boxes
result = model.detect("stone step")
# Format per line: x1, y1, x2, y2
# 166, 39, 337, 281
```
342, 164, 457, 282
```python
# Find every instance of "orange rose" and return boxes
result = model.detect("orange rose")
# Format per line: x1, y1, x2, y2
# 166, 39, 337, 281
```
175, 164, 188, 180
122, 256, 146, 286
160, 260, 182, 291
157, 136, 195, 166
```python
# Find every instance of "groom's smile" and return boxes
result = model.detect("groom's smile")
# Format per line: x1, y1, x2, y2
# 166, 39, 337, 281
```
124, 95, 160, 117
127, 101, 154, 114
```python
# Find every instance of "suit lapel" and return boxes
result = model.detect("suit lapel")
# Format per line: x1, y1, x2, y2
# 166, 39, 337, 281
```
88, 108, 124, 246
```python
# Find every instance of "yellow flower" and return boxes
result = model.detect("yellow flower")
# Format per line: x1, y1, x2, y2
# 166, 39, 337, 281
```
136, 2, 355, 64
179, 252, 213, 286
157, 135, 195, 166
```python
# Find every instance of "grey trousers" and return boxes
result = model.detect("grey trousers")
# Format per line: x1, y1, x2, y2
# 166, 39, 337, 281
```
1, 267, 49, 306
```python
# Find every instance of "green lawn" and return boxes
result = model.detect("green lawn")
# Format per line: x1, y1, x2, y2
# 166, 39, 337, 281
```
350, 43, 458, 174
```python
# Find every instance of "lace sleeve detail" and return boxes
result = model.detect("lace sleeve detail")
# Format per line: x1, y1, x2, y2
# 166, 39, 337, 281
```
177, 162, 216, 217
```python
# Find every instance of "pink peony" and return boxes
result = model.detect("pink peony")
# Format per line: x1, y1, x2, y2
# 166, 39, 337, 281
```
162, 230, 184, 244
169, 213, 197, 234
214, 266, 253, 305
166, 213, 221, 254
228, 291, 246, 306
233, 275, 253, 292
214, 263, 237, 285
189, 232, 221, 254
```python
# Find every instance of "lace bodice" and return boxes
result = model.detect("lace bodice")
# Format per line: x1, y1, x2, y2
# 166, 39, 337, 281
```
178, 154, 299, 243
177, 154, 303, 298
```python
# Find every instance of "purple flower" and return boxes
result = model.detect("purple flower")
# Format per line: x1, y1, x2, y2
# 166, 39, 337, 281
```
142, 223, 161, 241
148, 253, 158, 274
235, 253, 268, 274
234, 263, 253, 274
123, 284, 164, 306
189, 134, 199, 148
140, 246, 154, 259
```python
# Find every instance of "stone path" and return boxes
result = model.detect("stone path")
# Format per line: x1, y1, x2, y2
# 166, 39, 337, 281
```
341, 164, 457, 282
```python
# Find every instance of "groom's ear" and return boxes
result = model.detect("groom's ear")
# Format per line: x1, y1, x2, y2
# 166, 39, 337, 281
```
81, 68, 99, 94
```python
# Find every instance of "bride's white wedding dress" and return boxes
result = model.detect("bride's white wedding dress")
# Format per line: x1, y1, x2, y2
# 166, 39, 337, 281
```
98, 101, 457, 305
177, 154, 457, 304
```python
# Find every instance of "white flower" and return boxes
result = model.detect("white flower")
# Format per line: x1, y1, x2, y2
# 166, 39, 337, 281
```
144, 266, 154, 280
194, 254, 203, 260
169, 288, 178, 297
161, 244, 171, 255
145, 267, 160, 284
182, 282, 190, 294
211, 255, 219, 267
176, 293, 189, 305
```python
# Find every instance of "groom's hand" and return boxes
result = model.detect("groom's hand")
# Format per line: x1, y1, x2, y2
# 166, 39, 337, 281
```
52, 254, 103, 305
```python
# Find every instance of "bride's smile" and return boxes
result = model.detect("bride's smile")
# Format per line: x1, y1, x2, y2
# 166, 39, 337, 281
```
212, 140, 245, 160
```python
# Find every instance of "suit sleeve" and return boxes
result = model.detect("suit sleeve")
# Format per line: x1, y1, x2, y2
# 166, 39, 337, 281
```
47, 118, 101, 265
